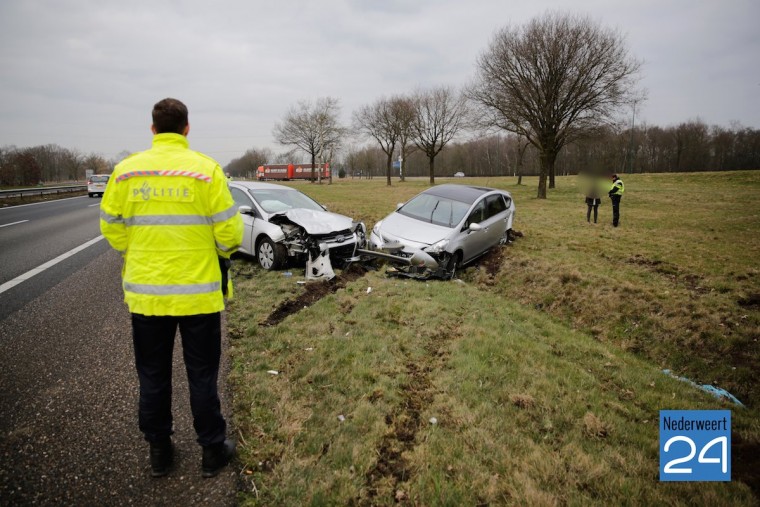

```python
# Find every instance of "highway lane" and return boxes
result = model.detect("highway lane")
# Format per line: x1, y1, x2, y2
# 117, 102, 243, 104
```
0, 196, 104, 284
0, 197, 109, 319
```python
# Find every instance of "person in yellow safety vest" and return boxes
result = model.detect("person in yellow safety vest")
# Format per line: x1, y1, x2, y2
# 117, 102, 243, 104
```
99, 98, 243, 479
608, 173, 625, 227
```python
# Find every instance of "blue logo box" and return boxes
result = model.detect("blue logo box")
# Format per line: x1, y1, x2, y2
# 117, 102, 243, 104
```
660, 410, 731, 481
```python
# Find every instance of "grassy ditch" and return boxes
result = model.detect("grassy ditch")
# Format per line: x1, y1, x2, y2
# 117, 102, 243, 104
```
227, 172, 759, 505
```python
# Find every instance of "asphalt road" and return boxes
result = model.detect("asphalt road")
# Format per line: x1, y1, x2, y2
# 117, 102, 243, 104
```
0, 198, 238, 505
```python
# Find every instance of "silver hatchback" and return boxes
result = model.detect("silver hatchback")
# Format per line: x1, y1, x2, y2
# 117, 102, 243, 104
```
228, 181, 366, 280
369, 184, 515, 279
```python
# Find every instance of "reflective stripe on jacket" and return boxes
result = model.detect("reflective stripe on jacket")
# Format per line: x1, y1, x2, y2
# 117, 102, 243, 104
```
100, 133, 243, 316
610, 179, 625, 196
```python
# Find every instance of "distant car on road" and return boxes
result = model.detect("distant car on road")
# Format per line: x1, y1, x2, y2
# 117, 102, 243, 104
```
227, 181, 366, 279
454, 172, 465, 178
87, 175, 110, 197
369, 184, 515, 279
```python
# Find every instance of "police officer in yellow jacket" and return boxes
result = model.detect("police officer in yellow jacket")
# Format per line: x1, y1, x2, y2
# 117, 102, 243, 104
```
608, 173, 625, 227
100, 98, 243, 478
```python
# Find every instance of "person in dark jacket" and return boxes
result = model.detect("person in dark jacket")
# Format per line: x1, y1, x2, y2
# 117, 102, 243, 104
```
608, 174, 625, 227
585, 180, 601, 224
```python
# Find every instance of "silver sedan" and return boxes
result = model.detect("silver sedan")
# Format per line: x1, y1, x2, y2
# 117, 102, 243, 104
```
368, 184, 515, 279
228, 181, 366, 279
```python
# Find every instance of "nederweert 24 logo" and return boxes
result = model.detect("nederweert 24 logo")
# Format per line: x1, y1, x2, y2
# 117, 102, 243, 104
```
660, 410, 731, 481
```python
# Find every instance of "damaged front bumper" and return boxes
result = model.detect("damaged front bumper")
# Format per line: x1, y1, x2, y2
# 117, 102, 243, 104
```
360, 232, 455, 280
272, 217, 367, 281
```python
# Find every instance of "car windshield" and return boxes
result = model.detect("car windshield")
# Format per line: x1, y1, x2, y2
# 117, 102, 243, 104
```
90, 176, 109, 183
250, 189, 324, 214
398, 193, 470, 228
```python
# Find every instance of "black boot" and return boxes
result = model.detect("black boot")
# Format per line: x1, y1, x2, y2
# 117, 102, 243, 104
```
201, 439, 236, 478
149, 439, 174, 478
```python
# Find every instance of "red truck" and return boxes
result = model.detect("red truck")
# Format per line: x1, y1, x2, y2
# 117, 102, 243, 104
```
257, 163, 330, 181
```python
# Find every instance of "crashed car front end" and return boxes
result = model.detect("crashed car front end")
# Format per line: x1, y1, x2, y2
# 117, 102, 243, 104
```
270, 210, 366, 280
367, 226, 454, 280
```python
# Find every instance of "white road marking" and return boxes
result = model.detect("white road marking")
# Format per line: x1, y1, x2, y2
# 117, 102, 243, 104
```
0, 235, 106, 294
0, 220, 29, 228
88, 203, 101, 207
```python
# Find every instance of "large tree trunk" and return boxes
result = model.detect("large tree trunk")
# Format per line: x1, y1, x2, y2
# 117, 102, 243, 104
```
428, 156, 435, 185
310, 154, 316, 183
537, 150, 556, 199
385, 152, 392, 186
400, 146, 408, 182
549, 165, 556, 188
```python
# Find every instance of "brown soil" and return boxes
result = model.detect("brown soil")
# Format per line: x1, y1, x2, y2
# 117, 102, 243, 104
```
260, 264, 367, 326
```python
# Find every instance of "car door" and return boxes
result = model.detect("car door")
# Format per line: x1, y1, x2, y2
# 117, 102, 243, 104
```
481, 194, 510, 247
229, 186, 257, 255
460, 198, 491, 263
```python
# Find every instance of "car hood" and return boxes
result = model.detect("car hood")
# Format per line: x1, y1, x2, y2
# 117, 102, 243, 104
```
378, 212, 453, 247
272, 208, 354, 234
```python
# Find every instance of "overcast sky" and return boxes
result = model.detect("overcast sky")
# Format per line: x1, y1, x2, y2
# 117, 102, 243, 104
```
1, 0, 758, 166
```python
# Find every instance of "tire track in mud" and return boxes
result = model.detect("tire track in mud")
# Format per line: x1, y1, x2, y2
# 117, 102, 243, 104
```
359, 248, 509, 505
260, 264, 367, 326
361, 321, 463, 505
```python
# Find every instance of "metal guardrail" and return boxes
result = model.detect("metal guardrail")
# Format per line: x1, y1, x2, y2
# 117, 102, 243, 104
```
0, 185, 87, 199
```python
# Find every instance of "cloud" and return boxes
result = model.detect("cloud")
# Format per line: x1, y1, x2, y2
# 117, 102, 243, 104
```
1, 0, 758, 165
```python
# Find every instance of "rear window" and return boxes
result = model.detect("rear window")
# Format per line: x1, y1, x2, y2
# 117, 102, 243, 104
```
90, 176, 109, 183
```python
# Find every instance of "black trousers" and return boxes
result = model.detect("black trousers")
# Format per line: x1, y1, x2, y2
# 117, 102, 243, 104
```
586, 203, 599, 223
610, 195, 622, 226
131, 312, 226, 447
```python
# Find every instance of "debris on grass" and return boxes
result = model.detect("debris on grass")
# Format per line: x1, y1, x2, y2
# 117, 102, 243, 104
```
662, 369, 744, 406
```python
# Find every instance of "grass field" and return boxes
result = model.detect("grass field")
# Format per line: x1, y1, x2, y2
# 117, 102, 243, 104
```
226, 172, 760, 505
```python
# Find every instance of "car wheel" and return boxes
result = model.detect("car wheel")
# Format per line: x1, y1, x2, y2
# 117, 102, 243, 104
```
88, 193, 93, 197
257, 237, 286, 271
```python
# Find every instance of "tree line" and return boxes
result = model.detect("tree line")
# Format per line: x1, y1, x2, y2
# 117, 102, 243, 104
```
0, 144, 116, 187
333, 120, 760, 180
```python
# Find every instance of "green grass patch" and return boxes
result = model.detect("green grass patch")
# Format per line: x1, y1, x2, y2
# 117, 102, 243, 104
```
227, 172, 760, 505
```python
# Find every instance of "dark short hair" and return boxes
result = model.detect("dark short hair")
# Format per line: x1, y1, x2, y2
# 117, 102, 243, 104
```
152, 98, 188, 134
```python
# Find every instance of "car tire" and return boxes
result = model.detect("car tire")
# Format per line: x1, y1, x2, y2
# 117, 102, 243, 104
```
88, 193, 93, 197
257, 237, 286, 271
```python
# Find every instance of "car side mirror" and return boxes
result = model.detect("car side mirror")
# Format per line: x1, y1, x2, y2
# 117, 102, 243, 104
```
468, 222, 483, 232
396, 202, 404, 211
238, 205, 253, 215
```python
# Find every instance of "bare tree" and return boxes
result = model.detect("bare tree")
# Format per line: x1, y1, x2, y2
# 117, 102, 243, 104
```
272, 97, 345, 182
354, 96, 414, 186
468, 12, 642, 198
412, 87, 468, 185
395, 96, 417, 182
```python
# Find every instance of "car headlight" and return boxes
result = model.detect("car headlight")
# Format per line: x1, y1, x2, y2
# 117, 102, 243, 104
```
425, 239, 449, 254
372, 220, 383, 235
